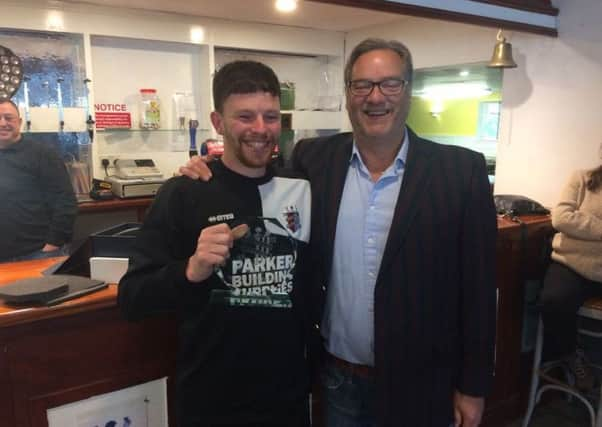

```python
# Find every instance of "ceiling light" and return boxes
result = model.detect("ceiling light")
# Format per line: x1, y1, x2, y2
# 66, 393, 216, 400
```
46, 11, 64, 31
275, 0, 298, 13
190, 26, 205, 44
459, 70, 469, 77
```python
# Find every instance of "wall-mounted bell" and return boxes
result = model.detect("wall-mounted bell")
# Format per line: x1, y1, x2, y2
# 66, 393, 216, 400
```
488, 30, 517, 69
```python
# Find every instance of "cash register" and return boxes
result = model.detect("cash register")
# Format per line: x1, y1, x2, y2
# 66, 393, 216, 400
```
106, 158, 165, 198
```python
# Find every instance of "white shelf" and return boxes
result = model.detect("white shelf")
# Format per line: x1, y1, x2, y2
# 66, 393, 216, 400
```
18, 107, 89, 133
96, 128, 211, 133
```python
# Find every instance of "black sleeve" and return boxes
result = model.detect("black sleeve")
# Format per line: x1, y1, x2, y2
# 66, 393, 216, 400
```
290, 138, 310, 178
292, 238, 324, 377
39, 147, 77, 246
457, 152, 498, 396
118, 180, 213, 320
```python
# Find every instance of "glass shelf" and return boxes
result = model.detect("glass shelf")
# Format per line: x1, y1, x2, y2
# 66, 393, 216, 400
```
96, 128, 211, 133
281, 109, 341, 113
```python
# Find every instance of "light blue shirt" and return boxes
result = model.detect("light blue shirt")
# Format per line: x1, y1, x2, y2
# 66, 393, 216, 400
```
321, 130, 409, 366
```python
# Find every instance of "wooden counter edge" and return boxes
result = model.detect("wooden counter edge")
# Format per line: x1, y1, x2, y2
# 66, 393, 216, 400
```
77, 197, 154, 213
0, 285, 118, 328
0, 257, 120, 328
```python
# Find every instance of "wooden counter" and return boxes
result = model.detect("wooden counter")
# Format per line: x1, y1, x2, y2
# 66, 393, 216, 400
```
0, 215, 554, 427
0, 258, 116, 328
78, 197, 154, 221
73, 197, 154, 241
0, 258, 177, 427
484, 214, 555, 427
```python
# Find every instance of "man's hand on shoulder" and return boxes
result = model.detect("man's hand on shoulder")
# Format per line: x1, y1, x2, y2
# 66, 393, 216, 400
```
185, 223, 249, 283
454, 390, 484, 427
178, 155, 214, 181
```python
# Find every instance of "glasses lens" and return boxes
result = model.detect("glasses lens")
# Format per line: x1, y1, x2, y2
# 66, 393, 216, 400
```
350, 80, 373, 96
350, 79, 405, 96
379, 79, 404, 95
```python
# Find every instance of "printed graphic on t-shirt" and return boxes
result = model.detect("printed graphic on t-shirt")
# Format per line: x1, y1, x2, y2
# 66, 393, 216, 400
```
282, 205, 301, 233
211, 217, 297, 309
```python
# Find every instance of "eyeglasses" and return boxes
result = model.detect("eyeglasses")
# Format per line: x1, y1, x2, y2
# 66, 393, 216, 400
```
0, 114, 19, 123
347, 78, 408, 97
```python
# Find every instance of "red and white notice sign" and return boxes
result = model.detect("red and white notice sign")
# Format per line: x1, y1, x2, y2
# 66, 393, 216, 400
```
95, 103, 131, 129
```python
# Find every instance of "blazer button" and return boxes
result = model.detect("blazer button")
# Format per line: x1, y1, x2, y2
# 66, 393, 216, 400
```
321, 285, 326, 292
314, 323, 320, 330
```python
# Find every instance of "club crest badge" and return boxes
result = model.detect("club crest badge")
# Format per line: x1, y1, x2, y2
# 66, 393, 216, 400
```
282, 205, 301, 233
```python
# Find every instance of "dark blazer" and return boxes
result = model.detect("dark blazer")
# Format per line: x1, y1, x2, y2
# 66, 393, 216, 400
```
291, 128, 497, 427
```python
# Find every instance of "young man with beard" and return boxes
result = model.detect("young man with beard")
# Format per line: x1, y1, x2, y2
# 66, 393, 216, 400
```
180, 39, 497, 427
0, 99, 77, 263
118, 61, 312, 427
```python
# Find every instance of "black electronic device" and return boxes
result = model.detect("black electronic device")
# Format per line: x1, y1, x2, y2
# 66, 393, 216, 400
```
0, 277, 68, 304
0, 275, 106, 306
90, 223, 142, 258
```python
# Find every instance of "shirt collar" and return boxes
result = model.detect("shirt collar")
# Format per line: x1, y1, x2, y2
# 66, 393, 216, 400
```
349, 126, 410, 176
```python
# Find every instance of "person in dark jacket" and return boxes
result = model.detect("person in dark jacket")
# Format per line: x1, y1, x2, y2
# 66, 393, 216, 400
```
0, 99, 77, 263
118, 61, 312, 427
180, 38, 497, 427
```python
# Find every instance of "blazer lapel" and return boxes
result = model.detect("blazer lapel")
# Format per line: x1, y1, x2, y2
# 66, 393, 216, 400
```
378, 129, 435, 275
323, 134, 353, 277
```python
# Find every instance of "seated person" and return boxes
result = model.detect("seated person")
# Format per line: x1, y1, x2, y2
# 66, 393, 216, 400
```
0, 100, 77, 263
540, 161, 602, 389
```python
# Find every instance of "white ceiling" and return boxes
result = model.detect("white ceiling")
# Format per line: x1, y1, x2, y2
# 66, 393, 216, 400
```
65, 0, 405, 32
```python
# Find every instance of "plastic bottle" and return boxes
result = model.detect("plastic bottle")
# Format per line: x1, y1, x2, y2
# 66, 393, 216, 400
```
140, 88, 160, 129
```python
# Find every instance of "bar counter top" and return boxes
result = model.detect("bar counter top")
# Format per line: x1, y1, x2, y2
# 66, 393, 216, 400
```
0, 257, 117, 328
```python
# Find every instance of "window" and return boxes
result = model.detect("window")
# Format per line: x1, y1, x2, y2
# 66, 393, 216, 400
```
478, 101, 501, 141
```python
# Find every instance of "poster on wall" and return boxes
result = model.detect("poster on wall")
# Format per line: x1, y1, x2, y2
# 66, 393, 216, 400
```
95, 103, 132, 129
47, 378, 167, 427
76, 397, 144, 427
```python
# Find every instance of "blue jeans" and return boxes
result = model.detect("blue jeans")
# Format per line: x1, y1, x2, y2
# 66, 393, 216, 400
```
321, 360, 454, 427
321, 358, 376, 427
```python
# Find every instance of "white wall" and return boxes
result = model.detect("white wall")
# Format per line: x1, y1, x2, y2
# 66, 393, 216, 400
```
346, 0, 602, 207
4, 0, 601, 205
2, 0, 345, 178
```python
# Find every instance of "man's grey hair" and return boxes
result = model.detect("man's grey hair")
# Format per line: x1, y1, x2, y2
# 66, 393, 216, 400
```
344, 38, 414, 84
